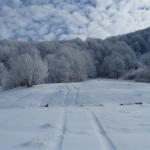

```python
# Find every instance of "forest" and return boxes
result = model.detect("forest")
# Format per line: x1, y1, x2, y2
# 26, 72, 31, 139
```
0, 27, 150, 90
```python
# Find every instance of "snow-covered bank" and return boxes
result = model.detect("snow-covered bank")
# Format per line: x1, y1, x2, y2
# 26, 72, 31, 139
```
0, 79, 150, 149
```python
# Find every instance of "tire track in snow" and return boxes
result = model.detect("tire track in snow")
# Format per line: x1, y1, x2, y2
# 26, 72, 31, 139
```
63, 85, 79, 106
49, 108, 67, 150
27, 92, 44, 107
86, 108, 116, 150
72, 85, 79, 106
40, 85, 61, 107
55, 84, 61, 92
28, 86, 54, 107
63, 86, 70, 106
61, 86, 70, 107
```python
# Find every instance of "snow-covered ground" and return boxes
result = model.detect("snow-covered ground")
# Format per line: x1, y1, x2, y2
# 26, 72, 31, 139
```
0, 79, 150, 150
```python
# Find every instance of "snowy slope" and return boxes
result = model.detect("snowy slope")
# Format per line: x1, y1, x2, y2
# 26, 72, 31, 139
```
0, 79, 150, 150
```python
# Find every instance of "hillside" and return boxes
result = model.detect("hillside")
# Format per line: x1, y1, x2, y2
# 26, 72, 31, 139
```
0, 79, 150, 150
1, 25, 150, 92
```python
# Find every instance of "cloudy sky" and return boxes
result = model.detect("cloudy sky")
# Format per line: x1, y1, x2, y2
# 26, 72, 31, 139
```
0, 0, 150, 41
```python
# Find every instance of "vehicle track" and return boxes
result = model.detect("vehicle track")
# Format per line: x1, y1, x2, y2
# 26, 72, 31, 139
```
40, 84, 62, 107
61, 86, 69, 107
72, 85, 79, 106
49, 108, 67, 150
49, 85, 79, 149
49, 84, 69, 149
28, 91, 47, 107
63, 85, 79, 106
86, 108, 116, 150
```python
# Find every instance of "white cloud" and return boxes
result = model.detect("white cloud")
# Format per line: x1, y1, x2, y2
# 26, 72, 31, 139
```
0, 0, 150, 41
43, 32, 55, 40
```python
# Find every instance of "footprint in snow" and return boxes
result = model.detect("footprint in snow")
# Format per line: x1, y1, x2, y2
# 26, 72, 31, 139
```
21, 139, 45, 148
41, 123, 56, 129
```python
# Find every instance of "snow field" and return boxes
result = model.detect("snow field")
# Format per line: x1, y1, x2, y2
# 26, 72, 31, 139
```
0, 79, 150, 149
0, 107, 60, 150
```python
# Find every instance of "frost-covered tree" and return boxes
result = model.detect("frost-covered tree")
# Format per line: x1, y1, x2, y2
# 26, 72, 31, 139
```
3, 53, 48, 90
147, 36, 150, 50
0, 46, 17, 68
0, 26, 150, 85
100, 56, 111, 78
45, 54, 71, 83
100, 55, 125, 79
130, 35, 147, 54
32, 41, 58, 58
0, 63, 6, 85
109, 57, 125, 79
140, 53, 150, 82
45, 46, 95, 83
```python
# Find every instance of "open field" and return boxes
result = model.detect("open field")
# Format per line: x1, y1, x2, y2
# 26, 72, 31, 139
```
0, 79, 150, 150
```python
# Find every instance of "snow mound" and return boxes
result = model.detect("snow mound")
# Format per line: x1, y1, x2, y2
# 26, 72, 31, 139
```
41, 123, 56, 129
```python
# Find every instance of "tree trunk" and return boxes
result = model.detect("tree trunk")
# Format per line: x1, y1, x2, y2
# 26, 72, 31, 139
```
26, 81, 33, 87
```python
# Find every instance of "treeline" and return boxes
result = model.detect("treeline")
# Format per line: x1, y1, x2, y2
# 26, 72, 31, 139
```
0, 27, 150, 89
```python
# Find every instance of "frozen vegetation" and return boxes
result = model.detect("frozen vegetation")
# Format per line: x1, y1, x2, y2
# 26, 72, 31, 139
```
1, 27, 150, 90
